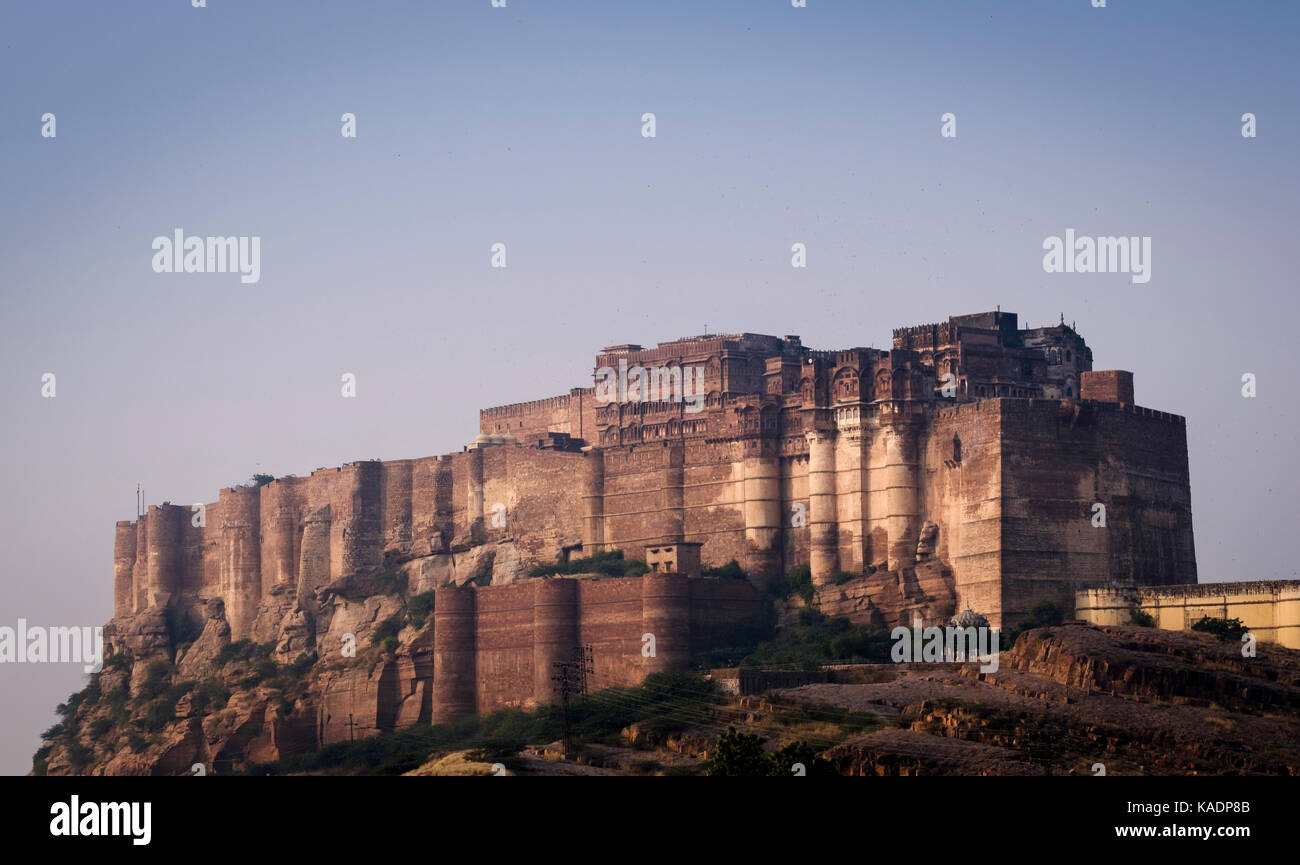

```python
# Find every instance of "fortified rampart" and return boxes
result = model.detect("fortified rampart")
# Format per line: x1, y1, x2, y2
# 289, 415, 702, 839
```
427, 574, 760, 724
113, 448, 590, 634
111, 309, 1199, 654
1076, 581, 1300, 649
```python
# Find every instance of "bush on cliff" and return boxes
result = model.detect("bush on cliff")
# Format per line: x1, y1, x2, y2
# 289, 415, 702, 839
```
406, 591, 437, 628
142, 698, 175, 732
192, 678, 231, 713
702, 560, 747, 579
1001, 600, 1065, 650
1129, 608, 1155, 627
528, 549, 648, 579
768, 564, 815, 603
56, 677, 100, 719
723, 611, 893, 670
286, 652, 316, 678
137, 661, 176, 700
32, 745, 52, 776
371, 615, 405, 647
1191, 616, 1248, 642
165, 608, 202, 647
214, 639, 274, 667
65, 742, 95, 770
705, 728, 836, 777
240, 673, 717, 775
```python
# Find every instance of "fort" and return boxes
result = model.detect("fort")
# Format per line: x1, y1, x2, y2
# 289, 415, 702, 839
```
105, 309, 1204, 732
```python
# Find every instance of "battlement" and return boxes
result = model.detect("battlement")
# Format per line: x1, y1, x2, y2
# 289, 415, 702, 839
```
113, 310, 1194, 643
480, 393, 572, 418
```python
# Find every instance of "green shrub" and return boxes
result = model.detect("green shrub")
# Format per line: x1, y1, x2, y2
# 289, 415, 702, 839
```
32, 744, 51, 776
528, 549, 648, 579
137, 661, 175, 700
370, 615, 406, 646
40, 723, 64, 741
287, 652, 317, 677
66, 742, 95, 769
56, 676, 102, 719
769, 564, 815, 603
769, 740, 837, 776
106, 681, 129, 709
240, 673, 716, 776
1001, 600, 1065, 650
250, 473, 275, 486
702, 560, 747, 579
215, 639, 253, 666
706, 727, 770, 776
193, 679, 230, 714
733, 612, 893, 670
143, 698, 176, 732
1129, 608, 1155, 627
166, 608, 202, 646
797, 607, 826, 627
706, 728, 835, 776
88, 717, 115, 738
1191, 616, 1248, 642
406, 591, 437, 628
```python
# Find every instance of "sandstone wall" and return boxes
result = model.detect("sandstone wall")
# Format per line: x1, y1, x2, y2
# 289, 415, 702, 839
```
999, 399, 1195, 628
920, 401, 1004, 623
1077, 581, 1300, 649
431, 575, 761, 722
114, 446, 591, 641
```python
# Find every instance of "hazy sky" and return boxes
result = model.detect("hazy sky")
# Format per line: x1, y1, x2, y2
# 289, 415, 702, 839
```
1, 0, 1296, 775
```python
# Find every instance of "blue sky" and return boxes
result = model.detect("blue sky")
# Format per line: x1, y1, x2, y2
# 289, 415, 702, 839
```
1, 0, 1297, 774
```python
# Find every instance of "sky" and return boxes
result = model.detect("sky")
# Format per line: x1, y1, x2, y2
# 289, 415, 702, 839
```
1, 0, 1297, 775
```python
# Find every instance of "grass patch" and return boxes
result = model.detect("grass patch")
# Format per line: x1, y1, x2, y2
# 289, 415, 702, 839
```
528, 549, 648, 579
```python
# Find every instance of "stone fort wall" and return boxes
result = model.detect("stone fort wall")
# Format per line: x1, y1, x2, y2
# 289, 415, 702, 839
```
113, 313, 1198, 641
305, 573, 761, 740
113, 447, 591, 637
1077, 581, 1300, 649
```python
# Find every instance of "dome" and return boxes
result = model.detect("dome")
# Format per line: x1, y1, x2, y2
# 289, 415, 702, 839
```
950, 608, 989, 629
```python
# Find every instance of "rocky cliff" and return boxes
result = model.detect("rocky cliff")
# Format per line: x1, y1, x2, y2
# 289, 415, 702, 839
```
34, 535, 523, 776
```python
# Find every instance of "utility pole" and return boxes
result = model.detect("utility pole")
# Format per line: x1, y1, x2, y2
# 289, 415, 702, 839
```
551, 662, 576, 759
577, 644, 593, 696
551, 644, 593, 760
